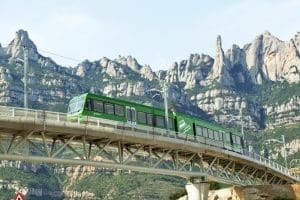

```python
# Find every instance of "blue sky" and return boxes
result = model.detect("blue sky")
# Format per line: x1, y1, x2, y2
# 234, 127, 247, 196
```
1, 0, 300, 71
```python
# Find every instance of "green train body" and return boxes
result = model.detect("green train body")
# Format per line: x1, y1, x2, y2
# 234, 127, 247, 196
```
67, 93, 244, 153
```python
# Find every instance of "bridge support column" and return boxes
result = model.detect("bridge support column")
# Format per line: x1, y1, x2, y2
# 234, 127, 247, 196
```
185, 177, 209, 200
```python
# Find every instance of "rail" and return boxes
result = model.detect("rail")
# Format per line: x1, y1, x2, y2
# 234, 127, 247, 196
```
0, 105, 299, 181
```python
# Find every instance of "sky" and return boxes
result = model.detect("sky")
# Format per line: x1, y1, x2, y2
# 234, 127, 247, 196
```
1, 0, 300, 71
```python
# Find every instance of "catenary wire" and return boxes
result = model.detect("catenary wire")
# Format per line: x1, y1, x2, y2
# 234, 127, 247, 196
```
3, 43, 82, 63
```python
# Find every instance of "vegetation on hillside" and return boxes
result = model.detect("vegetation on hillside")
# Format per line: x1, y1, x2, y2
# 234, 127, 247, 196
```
246, 122, 300, 166
0, 166, 64, 200
67, 173, 185, 200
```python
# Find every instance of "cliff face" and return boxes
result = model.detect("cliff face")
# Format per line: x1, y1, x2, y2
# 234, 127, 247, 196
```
0, 29, 299, 130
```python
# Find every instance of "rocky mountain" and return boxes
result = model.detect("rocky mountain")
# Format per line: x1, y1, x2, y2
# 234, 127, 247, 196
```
0, 30, 299, 130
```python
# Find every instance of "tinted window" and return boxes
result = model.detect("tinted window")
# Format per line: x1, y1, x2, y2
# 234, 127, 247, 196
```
214, 131, 220, 141
224, 133, 230, 142
115, 104, 124, 116
138, 112, 147, 124
126, 107, 132, 121
208, 129, 214, 139
131, 109, 136, 122
202, 128, 208, 138
147, 113, 153, 125
104, 103, 114, 115
85, 99, 93, 111
156, 116, 165, 127
94, 100, 103, 112
233, 135, 237, 143
219, 132, 224, 141
234, 136, 241, 145
168, 117, 173, 129
196, 126, 203, 136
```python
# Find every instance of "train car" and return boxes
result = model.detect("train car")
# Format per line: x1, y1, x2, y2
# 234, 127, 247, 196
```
67, 93, 176, 131
165, 112, 244, 153
194, 117, 243, 152
194, 117, 225, 148
67, 93, 244, 153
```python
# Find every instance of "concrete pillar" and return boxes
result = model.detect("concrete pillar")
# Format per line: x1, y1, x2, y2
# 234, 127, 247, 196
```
185, 177, 209, 200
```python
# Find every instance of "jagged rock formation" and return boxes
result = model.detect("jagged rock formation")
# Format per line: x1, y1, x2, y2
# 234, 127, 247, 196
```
244, 31, 300, 84
7, 30, 38, 61
206, 35, 234, 87
165, 54, 213, 89
0, 29, 299, 130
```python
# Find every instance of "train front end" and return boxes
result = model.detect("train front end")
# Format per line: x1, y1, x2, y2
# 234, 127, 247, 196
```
67, 93, 87, 122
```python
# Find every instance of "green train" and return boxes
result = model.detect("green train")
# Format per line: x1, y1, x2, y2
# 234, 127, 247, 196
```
67, 93, 244, 153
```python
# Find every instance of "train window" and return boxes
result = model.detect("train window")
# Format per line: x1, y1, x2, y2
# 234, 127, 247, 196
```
219, 132, 223, 140
68, 97, 85, 114
126, 107, 132, 121
234, 136, 241, 145
94, 100, 103, 112
104, 103, 114, 115
202, 128, 208, 138
115, 104, 124, 116
217, 131, 221, 140
155, 115, 165, 127
225, 133, 231, 142
196, 126, 203, 136
214, 131, 221, 141
208, 129, 214, 139
137, 112, 147, 124
219, 132, 224, 141
85, 99, 93, 111
131, 108, 136, 123
219, 132, 222, 140
146, 113, 153, 125
233, 135, 237, 144
168, 117, 173, 129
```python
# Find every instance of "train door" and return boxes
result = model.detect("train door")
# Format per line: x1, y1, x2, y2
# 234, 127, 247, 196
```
174, 116, 178, 133
229, 132, 234, 147
220, 131, 225, 148
126, 106, 136, 125
241, 137, 245, 149
192, 123, 196, 139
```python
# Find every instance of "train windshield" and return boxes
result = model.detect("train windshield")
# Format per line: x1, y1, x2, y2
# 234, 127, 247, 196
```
67, 96, 85, 114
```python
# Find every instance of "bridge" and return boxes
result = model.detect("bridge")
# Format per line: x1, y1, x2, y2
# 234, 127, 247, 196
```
0, 106, 298, 200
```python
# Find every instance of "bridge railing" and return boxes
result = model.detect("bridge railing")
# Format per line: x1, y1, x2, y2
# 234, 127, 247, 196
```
0, 105, 299, 181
